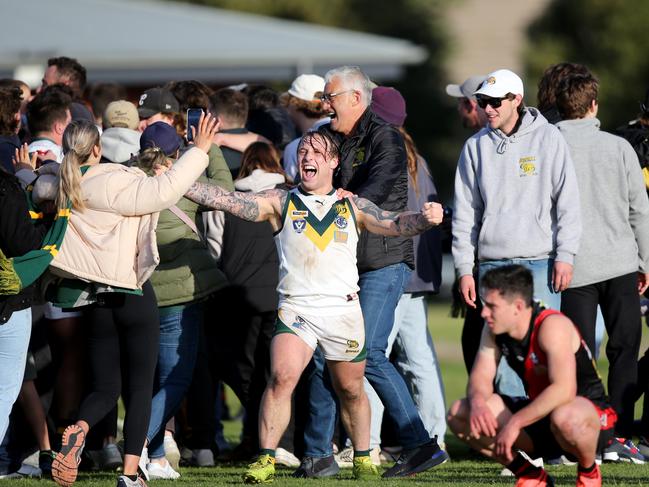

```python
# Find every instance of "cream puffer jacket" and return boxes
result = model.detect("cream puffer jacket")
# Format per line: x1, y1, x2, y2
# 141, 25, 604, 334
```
50, 147, 208, 290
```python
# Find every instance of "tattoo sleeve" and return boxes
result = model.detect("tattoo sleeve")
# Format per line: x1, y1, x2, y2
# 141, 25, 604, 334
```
184, 182, 286, 222
353, 196, 430, 237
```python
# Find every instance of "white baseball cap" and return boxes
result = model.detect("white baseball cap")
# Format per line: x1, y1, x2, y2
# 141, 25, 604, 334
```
287, 74, 325, 102
474, 69, 524, 98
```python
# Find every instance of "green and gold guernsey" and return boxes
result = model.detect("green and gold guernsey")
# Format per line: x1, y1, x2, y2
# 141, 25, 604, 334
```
275, 187, 360, 315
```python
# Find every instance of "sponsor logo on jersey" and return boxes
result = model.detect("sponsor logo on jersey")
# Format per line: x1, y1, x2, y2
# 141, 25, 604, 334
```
334, 203, 348, 215
292, 219, 306, 233
292, 210, 309, 217
345, 339, 359, 353
334, 216, 348, 229
334, 230, 348, 243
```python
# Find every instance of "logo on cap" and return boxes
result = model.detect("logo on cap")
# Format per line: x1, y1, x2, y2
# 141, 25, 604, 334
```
139, 94, 147, 106
487, 76, 496, 85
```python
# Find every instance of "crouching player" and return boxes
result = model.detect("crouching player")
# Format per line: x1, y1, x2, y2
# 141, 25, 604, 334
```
447, 265, 616, 487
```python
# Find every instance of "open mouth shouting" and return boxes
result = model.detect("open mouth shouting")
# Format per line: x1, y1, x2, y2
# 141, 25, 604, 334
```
301, 163, 318, 182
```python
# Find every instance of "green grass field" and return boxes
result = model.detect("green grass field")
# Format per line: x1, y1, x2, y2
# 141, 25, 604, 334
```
12, 301, 649, 485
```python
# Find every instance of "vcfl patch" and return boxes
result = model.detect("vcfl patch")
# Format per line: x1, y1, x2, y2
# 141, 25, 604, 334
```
292, 219, 306, 233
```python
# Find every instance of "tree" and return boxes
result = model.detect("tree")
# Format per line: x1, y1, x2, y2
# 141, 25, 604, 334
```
525, 0, 649, 129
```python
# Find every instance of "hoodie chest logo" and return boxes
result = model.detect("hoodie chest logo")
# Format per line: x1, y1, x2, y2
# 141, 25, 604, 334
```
519, 156, 538, 177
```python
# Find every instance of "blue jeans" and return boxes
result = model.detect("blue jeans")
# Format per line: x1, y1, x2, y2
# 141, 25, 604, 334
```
367, 293, 446, 448
479, 258, 560, 397
302, 263, 430, 455
146, 303, 202, 459
0, 308, 31, 444
302, 349, 338, 457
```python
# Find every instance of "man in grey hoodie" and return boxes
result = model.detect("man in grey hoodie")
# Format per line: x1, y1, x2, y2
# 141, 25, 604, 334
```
555, 68, 649, 462
452, 68, 581, 397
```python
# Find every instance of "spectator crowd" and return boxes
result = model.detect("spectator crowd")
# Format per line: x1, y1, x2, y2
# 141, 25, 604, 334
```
0, 55, 649, 487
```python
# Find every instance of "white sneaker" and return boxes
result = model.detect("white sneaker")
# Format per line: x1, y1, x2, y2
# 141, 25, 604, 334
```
147, 459, 181, 480
333, 446, 381, 467
334, 446, 354, 468
163, 434, 181, 470
369, 447, 381, 466
138, 447, 150, 481
0, 463, 42, 479
275, 447, 300, 467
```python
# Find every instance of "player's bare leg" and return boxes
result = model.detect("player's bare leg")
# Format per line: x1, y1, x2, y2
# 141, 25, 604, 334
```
550, 397, 599, 467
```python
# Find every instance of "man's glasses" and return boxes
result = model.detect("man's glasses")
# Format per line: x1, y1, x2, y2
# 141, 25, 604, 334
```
476, 94, 515, 109
319, 90, 355, 103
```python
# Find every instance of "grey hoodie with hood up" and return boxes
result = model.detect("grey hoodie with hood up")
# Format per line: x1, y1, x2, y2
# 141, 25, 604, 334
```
452, 107, 581, 277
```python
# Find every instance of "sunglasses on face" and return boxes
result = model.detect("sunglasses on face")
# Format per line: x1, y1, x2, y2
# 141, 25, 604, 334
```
476, 94, 515, 109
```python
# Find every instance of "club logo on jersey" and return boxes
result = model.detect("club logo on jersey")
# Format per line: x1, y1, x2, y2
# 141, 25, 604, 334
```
519, 156, 538, 177
334, 216, 348, 229
292, 315, 307, 329
334, 203, 348, 215
292, 219, 306, 233
346, 339, 360, 353
530, 352, 539, 365
292, 210, 309, 218
334, 230, 348, 243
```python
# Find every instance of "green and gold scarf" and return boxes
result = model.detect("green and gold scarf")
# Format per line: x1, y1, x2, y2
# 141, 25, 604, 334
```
0, 166, 87, 295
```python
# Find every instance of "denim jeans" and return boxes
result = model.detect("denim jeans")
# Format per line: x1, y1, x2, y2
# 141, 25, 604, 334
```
479, 258, 560, 398
302, 349, 338, 457
302, 263, 431, 454
147, 303, 202, 459
367, 293, 446, 448
0, 308, 31, 444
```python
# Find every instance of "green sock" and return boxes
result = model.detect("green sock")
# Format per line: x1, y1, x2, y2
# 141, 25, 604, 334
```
259, 448, 276, 458
354, 449, 370, 459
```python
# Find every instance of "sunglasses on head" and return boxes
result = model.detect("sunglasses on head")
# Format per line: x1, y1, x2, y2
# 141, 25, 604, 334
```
476, 94, 515, 109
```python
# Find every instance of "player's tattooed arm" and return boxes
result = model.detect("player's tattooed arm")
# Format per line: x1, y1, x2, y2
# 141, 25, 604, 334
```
185, 182, 286, 226
351, 196, 443, 237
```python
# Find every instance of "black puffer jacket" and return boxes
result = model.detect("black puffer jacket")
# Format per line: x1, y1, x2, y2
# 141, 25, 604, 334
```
0, 170, 48, 323
322, 108, 413, 272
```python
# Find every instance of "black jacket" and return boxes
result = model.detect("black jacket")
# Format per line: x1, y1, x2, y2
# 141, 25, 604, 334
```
0, 169, 49, 323
322, 108, 413, 272
218, 211, 280, 313
0, 134, 20, 174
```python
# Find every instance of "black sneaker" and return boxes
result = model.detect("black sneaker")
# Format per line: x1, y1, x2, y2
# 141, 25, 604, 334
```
382, 440, 449, 478
292, 455, 340, 478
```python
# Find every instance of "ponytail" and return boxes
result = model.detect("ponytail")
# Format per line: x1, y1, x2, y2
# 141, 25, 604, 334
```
57, 120, 100, 212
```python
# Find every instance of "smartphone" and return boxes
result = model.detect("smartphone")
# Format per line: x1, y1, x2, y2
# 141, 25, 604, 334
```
186, 108, 204, 142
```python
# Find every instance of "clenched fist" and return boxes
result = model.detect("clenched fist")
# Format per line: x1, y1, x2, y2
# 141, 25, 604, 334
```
421, 202, 444, 226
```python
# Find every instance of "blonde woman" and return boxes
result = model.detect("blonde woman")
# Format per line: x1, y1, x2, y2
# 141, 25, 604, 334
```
49, 115, 218, 487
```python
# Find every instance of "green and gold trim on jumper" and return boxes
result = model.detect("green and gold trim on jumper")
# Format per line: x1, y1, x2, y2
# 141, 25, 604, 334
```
277, 188, 358, 252
273, 316, 366, 362
274, 315, 297, 336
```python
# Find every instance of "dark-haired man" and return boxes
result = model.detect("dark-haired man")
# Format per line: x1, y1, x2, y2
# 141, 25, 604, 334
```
448, 265, 615, 487
554, 68, 649, 462
446, 75, 487, 130
40, 56, 87, 100
27, 87, 72, 162
452, 68, 581, 398
183, 131, 444, 484
137, 87, 179, 132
